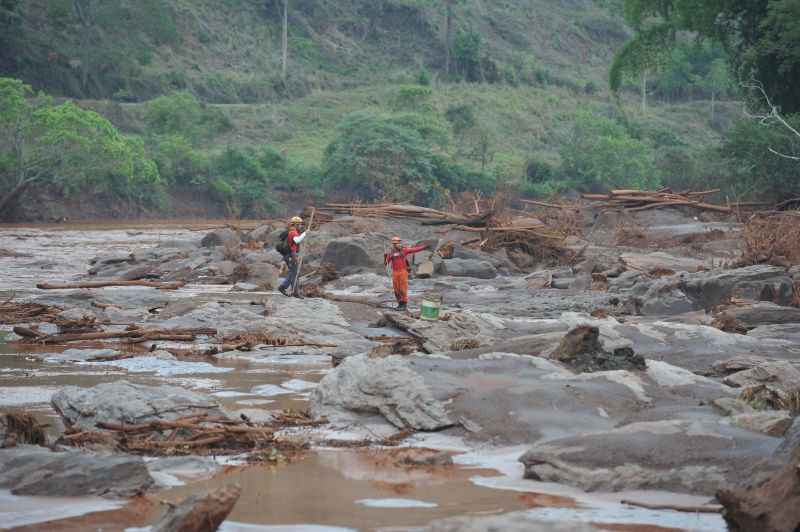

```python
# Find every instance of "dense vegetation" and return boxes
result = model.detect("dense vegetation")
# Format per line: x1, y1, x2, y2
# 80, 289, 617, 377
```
0, 0, 798, 221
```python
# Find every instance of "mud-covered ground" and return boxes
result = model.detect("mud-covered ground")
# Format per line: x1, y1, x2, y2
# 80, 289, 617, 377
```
1, 209, 798, 531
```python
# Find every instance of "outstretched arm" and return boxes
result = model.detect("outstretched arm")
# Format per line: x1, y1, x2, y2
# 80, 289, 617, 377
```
292, 231, 307, 244
403, 244, 428, 255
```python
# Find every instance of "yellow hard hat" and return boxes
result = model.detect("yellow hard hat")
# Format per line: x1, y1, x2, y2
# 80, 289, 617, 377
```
289, 216, 303, 224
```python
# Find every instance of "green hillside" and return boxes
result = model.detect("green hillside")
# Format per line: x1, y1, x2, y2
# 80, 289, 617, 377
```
4, 0, 794, 222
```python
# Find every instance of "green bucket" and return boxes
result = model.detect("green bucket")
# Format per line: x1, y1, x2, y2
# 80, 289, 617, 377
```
420, 292, 442, 321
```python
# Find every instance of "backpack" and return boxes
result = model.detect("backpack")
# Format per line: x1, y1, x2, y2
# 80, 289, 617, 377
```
275, 230, 290, 256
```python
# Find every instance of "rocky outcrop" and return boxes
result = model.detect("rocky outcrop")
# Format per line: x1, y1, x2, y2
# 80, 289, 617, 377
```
551, 326, 646, 373
718, 454, 800, 532
731, 411, 792, 437
201, 229, 239, 248
0, 445, 153, 497
51, 381, 228, 431
310, 354, 453, 431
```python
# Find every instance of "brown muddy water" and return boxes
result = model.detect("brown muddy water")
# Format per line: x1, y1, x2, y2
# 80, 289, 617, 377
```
0, 221, 727, 532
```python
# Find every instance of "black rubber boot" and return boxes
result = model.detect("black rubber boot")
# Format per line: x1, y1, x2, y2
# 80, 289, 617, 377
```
397, 302, 407, 311
278, 286, 289, 297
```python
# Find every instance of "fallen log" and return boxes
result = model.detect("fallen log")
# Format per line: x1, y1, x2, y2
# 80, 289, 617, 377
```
25, 327, 217, 345
621, 499, 722, 514
12, 326, 43, 338
37, 280, 185, 290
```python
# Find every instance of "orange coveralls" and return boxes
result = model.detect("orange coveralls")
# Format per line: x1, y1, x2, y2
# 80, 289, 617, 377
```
384, 245, 427, 304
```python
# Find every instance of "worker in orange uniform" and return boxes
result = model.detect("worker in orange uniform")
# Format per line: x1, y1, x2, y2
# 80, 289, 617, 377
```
384, 236, 429, 311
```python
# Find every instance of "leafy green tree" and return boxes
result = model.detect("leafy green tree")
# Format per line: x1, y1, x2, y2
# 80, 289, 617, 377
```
612, 0, 800, 114
323, 110, 443, 203
697, 58, 733, 120
0, 78, 162, 217
561, 109, 658, 191
144, 91, 232, 141
453, 30, 482, 81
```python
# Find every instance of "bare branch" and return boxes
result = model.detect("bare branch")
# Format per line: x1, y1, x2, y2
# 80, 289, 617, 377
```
742, 79, 800, 160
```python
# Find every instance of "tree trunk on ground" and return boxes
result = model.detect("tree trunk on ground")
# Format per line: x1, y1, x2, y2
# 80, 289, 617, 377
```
281, 0, 288, 81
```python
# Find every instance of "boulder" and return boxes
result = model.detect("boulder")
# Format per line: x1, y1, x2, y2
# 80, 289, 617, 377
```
520, 419, 780, 494
416, 260, 435, 278
310, 354, 453, 431
201, 229, 240, 248
321, 237, 378, 274
152, 485, 241, 532
731, 411, 793, 437
208, 260, 238, 277
246, 262, 280, 289
718, 453, 800, 532
441, 258, 497, 279
712, 397, 757, 416
550, 326, 646, 373
245, 224, 275, 243
0, 445, 153, 497
51, 381, 228, 431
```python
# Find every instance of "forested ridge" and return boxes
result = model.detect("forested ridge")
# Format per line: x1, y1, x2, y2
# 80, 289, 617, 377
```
1, 0, 798, 221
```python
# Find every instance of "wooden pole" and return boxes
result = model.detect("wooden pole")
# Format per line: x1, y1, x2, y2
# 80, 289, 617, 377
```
292, 207, 315, 294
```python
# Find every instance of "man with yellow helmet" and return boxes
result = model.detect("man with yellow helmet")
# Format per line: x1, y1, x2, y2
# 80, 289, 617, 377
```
278, 216, 307, 297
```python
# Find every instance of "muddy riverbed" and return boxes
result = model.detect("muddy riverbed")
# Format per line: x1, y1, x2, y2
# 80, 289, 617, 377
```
0, 217, 776, 531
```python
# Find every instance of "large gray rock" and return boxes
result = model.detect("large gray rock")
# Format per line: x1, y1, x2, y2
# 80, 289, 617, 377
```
442, 258, 497, 279
723, 361, 800, 391
520, 419, 781, 494
245, 224, 276, 243
680, 265, 795, 309
774, 417, 800, 460
201, 229, 240, 248
620, 251, 708, 274
717, 302, 800, 330
51, 381, 228, 431
550, 325, 646, 373
310, 354, 453, 431
246, 262, 279, 289
321, 237, 378, 274
0, 445, 153, 497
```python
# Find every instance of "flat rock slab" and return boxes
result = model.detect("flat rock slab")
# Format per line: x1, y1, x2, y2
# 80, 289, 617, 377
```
424, 512, 593, 532
0, 445, 153, 497
382, 310, 501, 353
51, 381, 228, 431
718, 303, 800, 329
520, 419, 781, 495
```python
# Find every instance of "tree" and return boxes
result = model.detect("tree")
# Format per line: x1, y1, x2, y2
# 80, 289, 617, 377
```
611, 0, 800, 114
0, 78, 161, 217
281, 0, 289, 80
561, 109, 658, 191
698, 58, 732, 121
443, 0, 466, 77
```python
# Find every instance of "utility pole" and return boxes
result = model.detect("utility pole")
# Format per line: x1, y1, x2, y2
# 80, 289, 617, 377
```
281, 0, 288, 81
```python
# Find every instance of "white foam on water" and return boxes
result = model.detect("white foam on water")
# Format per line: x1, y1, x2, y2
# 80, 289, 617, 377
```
281, 379, 317, 392
236, 399, 275, 406
0, 386, 58, 406
213, 390, 253, 398
355, 498, 438, 509
87, 356, 234, 376
251, 384, 294, 397
160, 377, 224, 390
520, 506, 725, 532
149, 470, 186, 487
0, 489, 124, 528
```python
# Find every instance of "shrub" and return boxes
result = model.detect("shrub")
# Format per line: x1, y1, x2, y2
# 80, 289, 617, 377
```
152, 134, 209, 185
391, 85, 433, 113
526, 156, 557, 183
144, 91, 232, 141
445, 103, 477, 138
561, 109, 658, 191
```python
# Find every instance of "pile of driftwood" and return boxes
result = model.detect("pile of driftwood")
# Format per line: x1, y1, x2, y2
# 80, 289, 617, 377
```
582, 189, 732, 213
319, 203, 493, 227
11, 325, 217, 346
0, 300, 61, 325
57, 413, 277, 455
